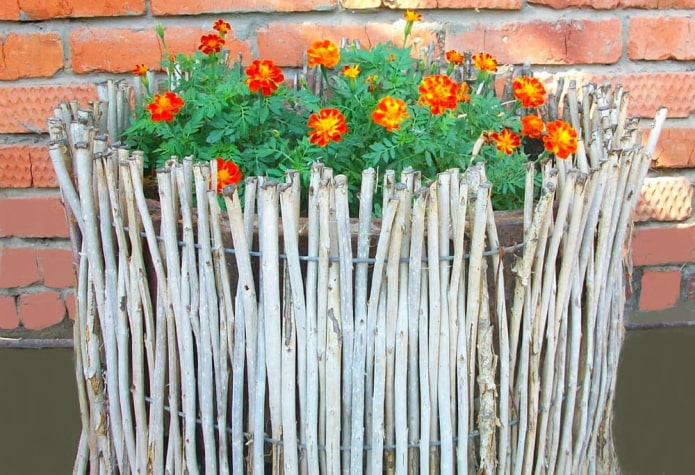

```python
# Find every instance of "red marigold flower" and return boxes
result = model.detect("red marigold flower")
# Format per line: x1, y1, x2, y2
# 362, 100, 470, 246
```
308, 108, 348, 147
372, 96, 410, 132
199, 33, 225, 55
245, 59, 285, 96
132, 64, 148, 76
213, 19, 231, 35
147, 91, 184, 122
491, 129, 521, 155
521, 114, 545, 139
404, 9, 422, 22
215, 157, 243, 193
418, 75, 459, 115
445, 50, 464, 65
513, 76, 546, 108
307, 40, 340, 69
472, 53, 498, 73
543, 120, 578, 159
341, 64, 361, 79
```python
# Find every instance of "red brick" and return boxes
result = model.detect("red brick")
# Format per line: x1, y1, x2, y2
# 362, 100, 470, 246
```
687, 272, 695, 300
69, 26, 252, 74
648, 128, 695, 168
257, 22, 437, 67
17, 291, 66, 330
628, 17, 695, 61
638, 268, 682, 311
18, 0, 145, 20
0, 85, 98, 134
0, 144, 56, 188
0, 2, 19, 19
0, 195, 69, 238
36, 248, 75, 288
151, 0, 336, 15
632, 222, 695, 266
529, 0, 616, 7
634, 176, 693, 222
530, 0, 695, 7
446, 19, 622, 65
620, 0, 695, 7
0, 247, 41, 287
28, 146, 57, 187
590, 72, 695, 119
438, 0, 521, 6
0, 295, 20, 329
0, 145, 32, 188
0, 33, 63, 80
64, 291, 76, 321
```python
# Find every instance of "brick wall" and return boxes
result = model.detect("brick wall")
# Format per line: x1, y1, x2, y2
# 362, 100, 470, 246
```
0, 0, 693, 333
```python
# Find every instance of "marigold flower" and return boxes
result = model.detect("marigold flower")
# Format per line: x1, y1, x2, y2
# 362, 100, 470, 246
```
418, 75, 459, 115
199, 33, 225, 55
308, 108, 348, 147
513, 76, 546, 108
215, 157, 243, 193
491, 129, 521, 155
472, 53, 498, 73
404, 10, 422, 22
213, 20, 231, 35
445, 50, 464, 65
132, 64, 148, 76
521, 114, 545, 139
543, 120, 578, 159
245, 59, 285, 96
341, 64, 361, 79
457, 81, 471, 103
372, 96, 410, 132
147, 91, 184, 122
307, 40, 340, 69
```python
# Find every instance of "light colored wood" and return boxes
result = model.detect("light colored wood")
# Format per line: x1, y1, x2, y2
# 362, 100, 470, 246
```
50, 81, 665, 473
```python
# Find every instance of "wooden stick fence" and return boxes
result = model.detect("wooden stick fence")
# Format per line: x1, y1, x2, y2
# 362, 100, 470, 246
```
48, 81, 666, 474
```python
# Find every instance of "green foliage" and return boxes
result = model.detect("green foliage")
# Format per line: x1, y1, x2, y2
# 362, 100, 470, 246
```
122, 20, 549, 213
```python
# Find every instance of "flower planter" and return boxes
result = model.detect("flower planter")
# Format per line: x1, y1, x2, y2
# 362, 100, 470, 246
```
48, 80, 665, 474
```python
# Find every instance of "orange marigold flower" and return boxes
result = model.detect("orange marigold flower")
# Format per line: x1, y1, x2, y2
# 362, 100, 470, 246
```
147, 91, 184, 122
491, 129, 521, 155
213, 19, 231, 35
521, 115, 545, 139
132, 64, 148, 76
215, 157, 243, 193
372, 96, 410, 132
307, 40, 340, 69
245, 59, 285, 96
513, 76, 546, 108
308, 108, 348, 147
404, 10, 422, 22
445, 50, 464, 65
341, 64, 361, 79
457, 81, 471, 103
472, 53, 497, 72
199, 33, 225, 55
419, 75, 459, 115
543, 120, 578, 159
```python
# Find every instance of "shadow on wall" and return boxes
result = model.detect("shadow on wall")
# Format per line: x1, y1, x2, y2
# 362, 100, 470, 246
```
0, 301, 693, 474
0, 348, 79, 474
616, 300, 695, 474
